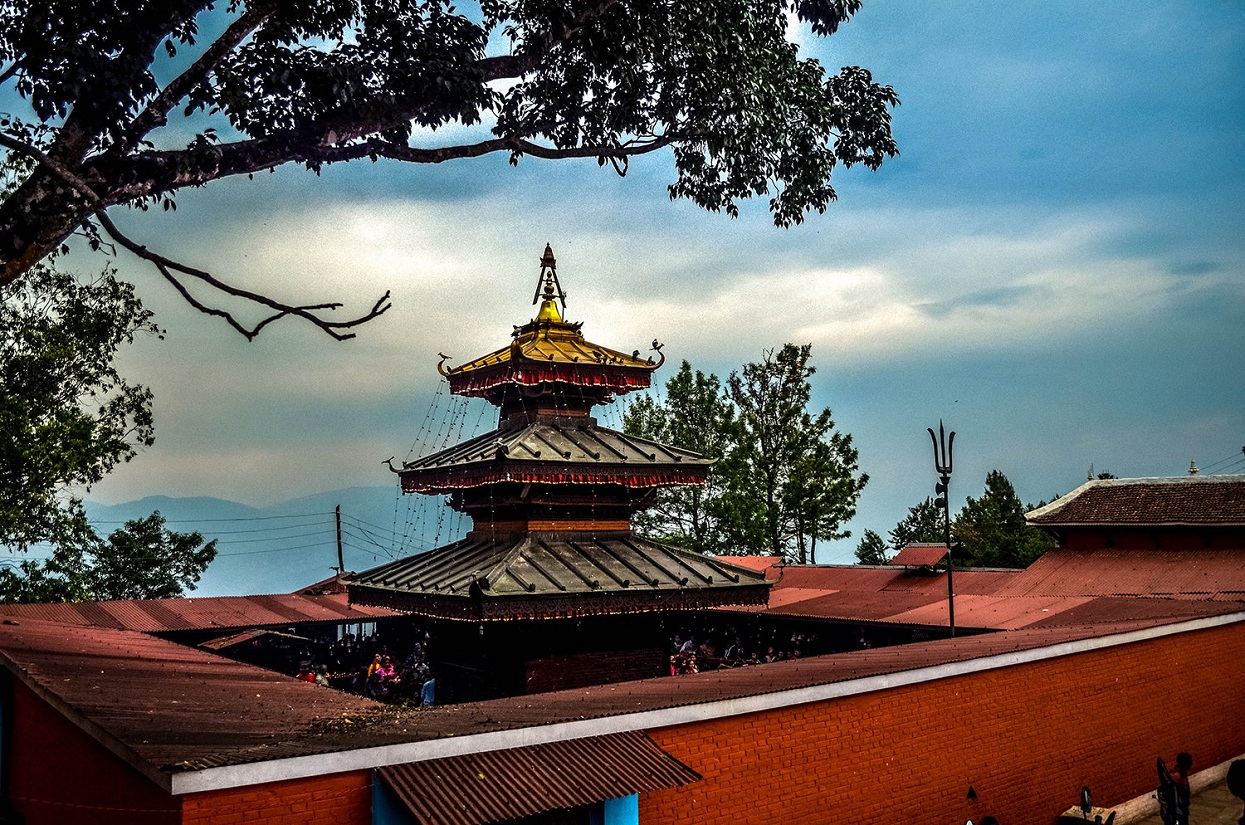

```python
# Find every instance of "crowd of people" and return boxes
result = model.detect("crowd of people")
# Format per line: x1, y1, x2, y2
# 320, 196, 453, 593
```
293, 630, 437, 706
668, 629, 817, 676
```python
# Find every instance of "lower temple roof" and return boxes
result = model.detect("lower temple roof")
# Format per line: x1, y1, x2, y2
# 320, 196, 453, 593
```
347, 532, 771, 620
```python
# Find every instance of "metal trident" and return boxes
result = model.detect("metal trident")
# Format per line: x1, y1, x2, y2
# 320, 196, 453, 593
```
927, 420, 956, 637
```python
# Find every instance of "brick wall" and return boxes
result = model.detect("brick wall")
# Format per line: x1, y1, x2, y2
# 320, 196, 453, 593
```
642, 620, 1245, 825
6, 680, 181, 825
182, 771, 373, 825
525, 647, 668, 693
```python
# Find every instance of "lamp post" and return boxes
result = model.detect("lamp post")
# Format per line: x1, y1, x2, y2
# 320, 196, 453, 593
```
927, 421, 956, 637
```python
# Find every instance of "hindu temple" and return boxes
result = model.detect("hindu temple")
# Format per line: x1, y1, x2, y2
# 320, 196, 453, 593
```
346, 246, 770, 699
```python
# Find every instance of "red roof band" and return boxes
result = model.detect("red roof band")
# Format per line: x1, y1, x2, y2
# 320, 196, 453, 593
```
448, 363, 653, 398
401, 467, 709, 493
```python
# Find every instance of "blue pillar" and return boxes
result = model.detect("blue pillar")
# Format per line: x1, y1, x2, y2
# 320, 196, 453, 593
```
603, 794, 640, 825
372, 772, 416, 825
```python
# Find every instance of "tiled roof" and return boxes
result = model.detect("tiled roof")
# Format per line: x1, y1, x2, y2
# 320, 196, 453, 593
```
378, 731, 699, 825
1026, 475, 1245, 526
399, 420, 710, 492
348, 532, 771, 619
0, 592, 399, 633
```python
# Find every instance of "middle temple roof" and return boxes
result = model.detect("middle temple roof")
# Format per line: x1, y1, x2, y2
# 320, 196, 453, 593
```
399, 418, 711, 494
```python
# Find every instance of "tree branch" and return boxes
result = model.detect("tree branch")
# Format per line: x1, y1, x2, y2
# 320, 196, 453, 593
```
94, 210, 391, 341
0, 132, 392, 340
114, 1, 277, 156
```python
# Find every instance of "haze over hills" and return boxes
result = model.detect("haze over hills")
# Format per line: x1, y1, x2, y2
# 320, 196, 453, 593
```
82, 487, 468, 597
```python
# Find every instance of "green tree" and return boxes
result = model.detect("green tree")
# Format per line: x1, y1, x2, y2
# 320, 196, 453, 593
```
0, 512, 217, 603
1, 260, 158, 551
952, 470, 1055, 568
854, 528, 888, 565
887, 497, 944, 555
0, 0, 897, 336
623, 361, 740, 553
726, 344, 867, 562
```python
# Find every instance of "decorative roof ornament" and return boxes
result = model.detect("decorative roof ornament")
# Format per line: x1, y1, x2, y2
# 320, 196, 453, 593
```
532, 243, 567, 323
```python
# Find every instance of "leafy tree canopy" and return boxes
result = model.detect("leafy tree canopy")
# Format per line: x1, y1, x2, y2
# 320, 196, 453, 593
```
0, 0, 897, 336
854, 527, 887, 565
0, 259, 158, 551
725, 343, 867, 563
886, 496, 943, 556
624, 345, 866, 563
0, 512, 217, 603
952, 469, 1055, 569
622, 361, 740, 554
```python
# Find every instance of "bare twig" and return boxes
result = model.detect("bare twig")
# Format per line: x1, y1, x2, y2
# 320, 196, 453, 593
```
0, 132, 392, 340
94, 210, 391, 340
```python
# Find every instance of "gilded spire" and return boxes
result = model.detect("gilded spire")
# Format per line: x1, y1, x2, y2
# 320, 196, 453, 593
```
532, 243, 566, 323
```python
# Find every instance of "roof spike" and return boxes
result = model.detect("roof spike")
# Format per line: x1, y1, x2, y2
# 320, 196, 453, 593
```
532, 243, 567, 322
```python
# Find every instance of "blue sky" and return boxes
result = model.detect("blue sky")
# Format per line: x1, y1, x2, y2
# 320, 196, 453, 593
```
11, 1, 1243, 564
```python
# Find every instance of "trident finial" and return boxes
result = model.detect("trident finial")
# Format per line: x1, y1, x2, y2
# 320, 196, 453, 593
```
532, 243, 567, 322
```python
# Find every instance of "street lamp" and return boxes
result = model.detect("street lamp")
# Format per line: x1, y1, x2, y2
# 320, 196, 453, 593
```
927, 421, 956, 637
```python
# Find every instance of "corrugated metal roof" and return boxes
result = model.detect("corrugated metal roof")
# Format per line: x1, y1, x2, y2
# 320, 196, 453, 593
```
1027, 475, 1245, 525
349, 532, 771, 619
994, 547, 1245, 599
0, 593, 399, 633
378, 731, 700, 825
729, 551, 1244, 630
890, 543, 949, 567
7, 612, 1232, 779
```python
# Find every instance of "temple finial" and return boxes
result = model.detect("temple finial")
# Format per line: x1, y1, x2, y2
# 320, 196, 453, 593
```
532, 243, 566, 322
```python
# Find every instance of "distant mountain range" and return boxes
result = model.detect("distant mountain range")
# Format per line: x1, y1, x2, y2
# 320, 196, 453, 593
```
83, 487, 468, 598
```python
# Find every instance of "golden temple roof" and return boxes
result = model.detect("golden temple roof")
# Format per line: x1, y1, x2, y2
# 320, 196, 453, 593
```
437, 245, 663, 391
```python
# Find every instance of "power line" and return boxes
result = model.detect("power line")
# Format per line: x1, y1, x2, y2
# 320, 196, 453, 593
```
87, 511, 333, 525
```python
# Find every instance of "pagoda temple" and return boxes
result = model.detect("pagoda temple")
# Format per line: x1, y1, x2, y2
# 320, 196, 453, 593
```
348, 247, 770, 626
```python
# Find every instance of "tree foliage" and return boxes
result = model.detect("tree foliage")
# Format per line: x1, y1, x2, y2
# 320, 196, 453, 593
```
624, 345, 866, 563
622, 361, 740, 554
0, 0, 898, 335
725, 344, 867, 562
0, 512, 217, 603
0, 260, 158, 551
952, 469, 1055, 569
854, 528, 888, 565
886, 497, 944, 555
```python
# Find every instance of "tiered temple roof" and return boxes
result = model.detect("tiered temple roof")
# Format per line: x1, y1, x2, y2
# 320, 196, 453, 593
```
349, 246, 769, 618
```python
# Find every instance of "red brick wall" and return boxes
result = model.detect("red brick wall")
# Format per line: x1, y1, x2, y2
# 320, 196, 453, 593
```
181, 771, 372, 825
643, 620, 1245, 825
7, 680, 181, 825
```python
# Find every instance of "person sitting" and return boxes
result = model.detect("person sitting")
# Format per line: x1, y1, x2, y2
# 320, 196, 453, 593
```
1170, 753, 1193, 825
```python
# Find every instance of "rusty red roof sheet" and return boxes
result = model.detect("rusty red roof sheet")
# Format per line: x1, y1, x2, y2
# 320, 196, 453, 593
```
378, 731, 699, 825
1027, 475, 1245, 526
890, 543, 949, 567
995, 546, 1245, 599
8, 604, 1245, 786
5, 612, 1237, 781
0, 592, 399, 633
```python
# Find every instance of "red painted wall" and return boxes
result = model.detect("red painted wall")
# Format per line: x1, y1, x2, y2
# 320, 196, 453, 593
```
181, 771, 372, 825
6, 680, 181, 825
642, 620, 1245, 825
